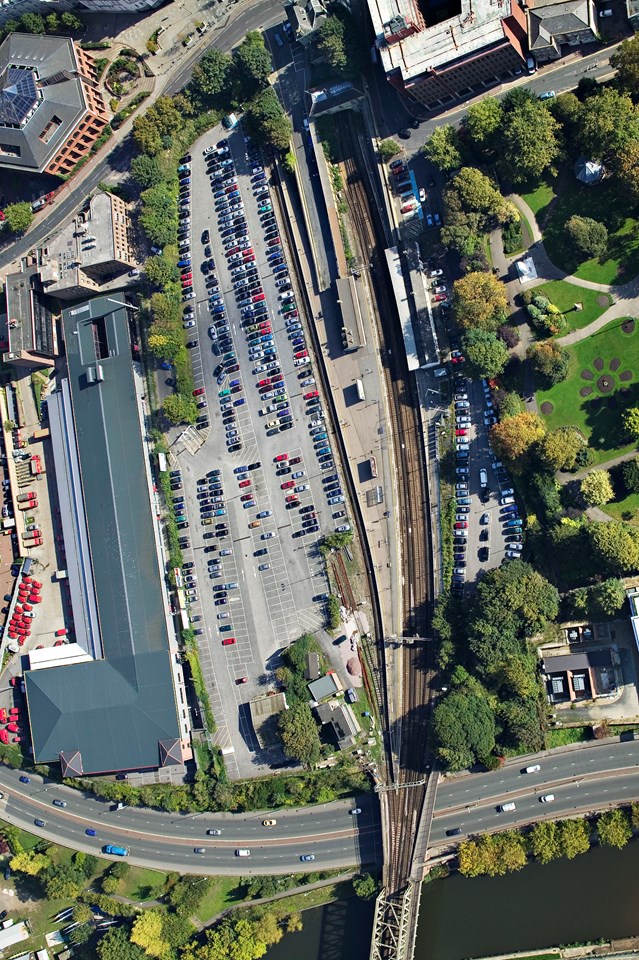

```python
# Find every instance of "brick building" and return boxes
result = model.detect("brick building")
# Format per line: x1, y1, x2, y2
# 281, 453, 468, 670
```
368, 0, 528, 110
0, 33, 110, 178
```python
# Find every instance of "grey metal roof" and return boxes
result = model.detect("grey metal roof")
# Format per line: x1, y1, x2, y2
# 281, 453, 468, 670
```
528, 0, 593, 49
0, 33, 86, 172
26, 296, 181, 774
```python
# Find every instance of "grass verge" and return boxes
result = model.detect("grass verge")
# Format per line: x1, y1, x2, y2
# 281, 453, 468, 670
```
118, 865, 168, 902
531, 280, 613, 334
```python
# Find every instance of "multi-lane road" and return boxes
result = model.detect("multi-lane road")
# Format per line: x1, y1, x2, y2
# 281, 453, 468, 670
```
430, 737, 639, 847
0, 765, 380, 874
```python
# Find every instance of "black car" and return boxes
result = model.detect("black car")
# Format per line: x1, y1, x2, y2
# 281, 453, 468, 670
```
186, 340, 198, 349
446, 827, 462, 837
202, 229, 210, 244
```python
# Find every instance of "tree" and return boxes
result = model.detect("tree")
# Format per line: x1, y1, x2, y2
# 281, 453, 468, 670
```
581, 469, 614, 506
441, 213, 483, 257
597, 808, 632, 849
61, 11, 83, 30
463, 97, 503, 156
163, 394, 197, 425
145, 255, 180, 287
611, 34, 639, 99
461, 329, 509, 379
423, 125, 463, 171
498, 99, 561, 184
378, 139, 401, 162
161, 913, 194, 949
537, 427, 583, 471
317, 16, 347, 71
550, 91, 582, 140
559, 818, 591, 859
131, 911, 169, 959
565, 215, 608, 259
98, 926, 147, 960
472, 559, 559, 640
19, 12, 46, 32
623, 457, 639, 493
590, 520, 639, 573
449, 167, 508, 224
245, 88, 292, 151
183, 916, 268, 960
576, 87, 639, 161
70, 924, 93, 946
527, 340, 570, 387
102, 874, 120, 894
168, 876, 213, 916
131, 154, 164, 188
133, 97, 184, 155
622, 407, 639, 441
45, 13, 59, 32
490, 412, 547, 473
495, 653, 538, 699
279, 702, 321, 765
139, 184, 178, 248
589, 578, 626, 618
353, 872, 377, 898
433, 689, 496, 771
495, 390, 523, 420
73, 903, 94, 924
530, 821, 561, 864
453, 271, 508, 332
9, 850, 50, 875
3, 202, 33, 235
234, 31, 272, 92
192, 49, 233, 100
616, 139, 639, 203
44, 866, 82, 900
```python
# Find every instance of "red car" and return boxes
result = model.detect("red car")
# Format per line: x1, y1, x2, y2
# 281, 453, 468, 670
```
433, 293, 447, 303
281, 480, 295, 489
236, 676, 248, 684
294, 350, 308, 360
54, 628, 66, 636
0, 710, 7, 724
9, 678, 19, 687
238, 479, 251, 488
243, 255, 255, 263
12, 737, 20, 743
54, 639, 65, 646
455, 429, 467, 436
451, 351, 465, 364
253, 293, 265, 302
454, 521, 468, 529
6, 723, 19, 733
30, 596, 42, 604
240, 493, 253, 501
304, 390, 319, 400
193, 387, 205, 397
0, 731, 7, 745
267, 237, 281, 246
31, 581, 42, 589
275, 453, 289, 462
242, 248, 254, 257
222, 638, 236, 646
226, 246, 239, 256
181, 272, 193, 281
285, 494, 298, 502
257, 378, 271, 387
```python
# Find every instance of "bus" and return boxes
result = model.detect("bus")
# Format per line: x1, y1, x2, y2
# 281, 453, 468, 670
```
356, 379, 365, 402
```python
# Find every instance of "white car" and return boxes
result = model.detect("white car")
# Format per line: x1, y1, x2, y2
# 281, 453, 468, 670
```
485, 415, 497, 426
336, 524, 351, 533
500, 496, 515, 505
183, 320, 196, 328
301, 377, 316, 387
429, 269, 444, 278
418, 187, 426, 203
525, 764, 541, 774
433, 284, 447, 294
501, 487, 514, 496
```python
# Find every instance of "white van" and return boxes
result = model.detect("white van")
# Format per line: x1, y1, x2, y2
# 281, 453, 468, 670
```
500, 802, 516, 812
235, 849, 251, 857
479, 468, 488, 488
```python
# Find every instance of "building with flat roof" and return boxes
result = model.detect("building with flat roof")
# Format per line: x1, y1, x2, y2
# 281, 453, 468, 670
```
0, 921, 29, 954
26, 296, 188, 776
542, 649, 616, 703
0, 33, 110, 177
308, 672, 342, 702
4, 262, 59, 369
368, 0, 528, 109
248, 692, 289, 750
38, 191, 135, 300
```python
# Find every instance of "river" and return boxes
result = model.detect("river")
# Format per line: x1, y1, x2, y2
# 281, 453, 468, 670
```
268, 840, 639, 960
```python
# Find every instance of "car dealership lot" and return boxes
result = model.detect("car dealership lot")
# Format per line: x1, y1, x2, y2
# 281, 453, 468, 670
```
170, 129, 349, 777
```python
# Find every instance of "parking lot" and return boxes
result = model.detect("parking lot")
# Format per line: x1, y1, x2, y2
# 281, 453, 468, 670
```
166, 126, 352, 776
450, 372, 523, 590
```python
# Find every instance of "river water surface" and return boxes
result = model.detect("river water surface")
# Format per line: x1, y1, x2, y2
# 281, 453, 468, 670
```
268, 840, 639, 960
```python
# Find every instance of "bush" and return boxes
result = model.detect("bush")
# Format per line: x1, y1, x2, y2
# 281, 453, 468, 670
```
502, 219, 523, 254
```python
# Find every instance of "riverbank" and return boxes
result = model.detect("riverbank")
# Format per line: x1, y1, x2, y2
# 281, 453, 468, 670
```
472, 937, 639, 960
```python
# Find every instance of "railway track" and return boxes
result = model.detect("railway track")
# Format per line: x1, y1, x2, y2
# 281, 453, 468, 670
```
337, 115, 433, 893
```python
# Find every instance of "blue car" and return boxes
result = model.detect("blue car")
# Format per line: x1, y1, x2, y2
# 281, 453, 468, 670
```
19, 775, 30, 784
177, 258, 191, 268
505, 518, 523, 528
86, 828, 97, 837
212, 305, 225, 314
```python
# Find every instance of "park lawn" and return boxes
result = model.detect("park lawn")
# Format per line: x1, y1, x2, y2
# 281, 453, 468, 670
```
602, 491, 639, 526
118, 865, 168, 902
520, 178, 557, 223
194, 877, 244, 924
537, 316, 639, 465
542, 178, 639, 284
533, 279, 613, 333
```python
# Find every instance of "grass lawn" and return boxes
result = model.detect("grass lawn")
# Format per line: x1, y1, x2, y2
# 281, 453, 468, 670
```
533, 279, 613, 334
545, 726, 592, 748
520, 178, 557, 222
118, 865, 168, 902
195, 877, 244, 923
542, 178, 639, 285
536, 316, 639, 465
603, 491, 639, 525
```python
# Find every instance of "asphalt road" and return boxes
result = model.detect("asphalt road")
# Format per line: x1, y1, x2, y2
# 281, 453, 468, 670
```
0, 0, 286, 273
430, 737, 639, 847
0, 765, 380, 874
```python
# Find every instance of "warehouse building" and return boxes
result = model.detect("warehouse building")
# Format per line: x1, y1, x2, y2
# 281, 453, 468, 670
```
25, 296, 189, 776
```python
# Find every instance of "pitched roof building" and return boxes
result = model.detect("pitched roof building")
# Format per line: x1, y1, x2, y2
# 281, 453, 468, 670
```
0, 33, 110, 177
526, 0, 597, 61
25, 297, 189, 776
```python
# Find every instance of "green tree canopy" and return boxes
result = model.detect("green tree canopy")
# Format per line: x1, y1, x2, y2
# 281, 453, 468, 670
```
378, 138, 401, 162
490, 412, 547, 473
3, 202, 33, 235
537, 426, 584, 471
353, 872, 378, 898
163, 394, 197, 425
559, 818, 591, 858
19, 11, 45, 32
527, 340, 570, 387
588, 578, 626, 618
131, 154, 165, 188
461, 328, 509, 379
498, 99, 561, 184
192, 49, 233, 101
472, 558, 559, 640
623, 456, 639, 493
423, 125, 463, 171
530, 820, 561, 864
589, 520, 639, 573
245, 88, 292, 151
316, 16, 347, 71
463, 97, 504, 156
576, 87, 639, 161
564, 215, 608, 259
580, 469, 614, 506
448, 167, 508, 225
139, 184, 178, 248
98, 926, 148, 960
145, 255, 180, 287
611, 34, 639, 99
597, 808, 632, 849
279, 702, 321, 765
433, 688, 496, 771
622, 406, 639, 441
234, 31, 272, 94
616, 139, 639, 204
